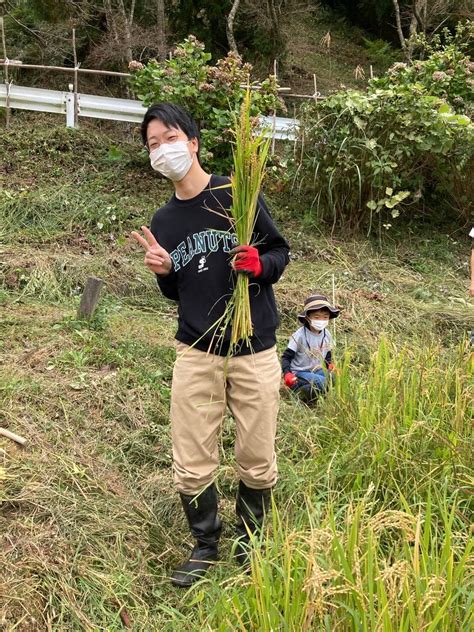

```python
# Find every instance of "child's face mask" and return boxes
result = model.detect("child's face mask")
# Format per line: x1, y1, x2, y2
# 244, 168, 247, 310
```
150, 140, 193, 181
310, 319, 328, 331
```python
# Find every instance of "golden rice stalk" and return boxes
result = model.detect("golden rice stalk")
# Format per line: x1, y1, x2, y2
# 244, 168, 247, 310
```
227, 88, 271, 352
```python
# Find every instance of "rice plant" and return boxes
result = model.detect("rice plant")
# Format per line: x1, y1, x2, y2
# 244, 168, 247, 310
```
194, 490, 472, 631
185, 340, 473, 631
220, 88, 271, 352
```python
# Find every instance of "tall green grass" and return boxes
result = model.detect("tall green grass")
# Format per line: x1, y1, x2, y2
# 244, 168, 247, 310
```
179, 340, 473, 630
195, 490, 472, 631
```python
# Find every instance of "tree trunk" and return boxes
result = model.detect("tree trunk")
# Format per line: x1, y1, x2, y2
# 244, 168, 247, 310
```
156, 0, 167, 57
406, 10, 418, 61
392, 0, 407, 54
226, 0, 240, 56
413, 0, 426, 32
266, 0, 280, 36
407, 0, 428, 62
119, 0, 135, 63
104, 0, 120, 45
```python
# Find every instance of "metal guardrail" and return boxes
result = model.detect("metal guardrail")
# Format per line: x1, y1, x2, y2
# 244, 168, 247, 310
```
0, 83, 299, 140
0, 83, 67, 114
263, 115, 298, 141
79, 91, 146, 122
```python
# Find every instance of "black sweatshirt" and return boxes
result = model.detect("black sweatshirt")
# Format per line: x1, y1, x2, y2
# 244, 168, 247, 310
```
150, 174, 290, 356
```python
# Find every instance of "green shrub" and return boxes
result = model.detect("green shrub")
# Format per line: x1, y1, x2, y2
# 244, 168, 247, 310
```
363, 36, 399, 68
291, 23, 474, 231
129, 35, 282, 173
292, 86, 473, 231
371, 23, 474, 116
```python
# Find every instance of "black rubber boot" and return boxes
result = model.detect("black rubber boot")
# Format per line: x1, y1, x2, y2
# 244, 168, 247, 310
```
234, 480, 272, 566
171, 484, 221, 587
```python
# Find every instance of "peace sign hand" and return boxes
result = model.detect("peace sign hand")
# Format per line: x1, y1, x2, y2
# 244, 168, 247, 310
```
131, 226, 173, 276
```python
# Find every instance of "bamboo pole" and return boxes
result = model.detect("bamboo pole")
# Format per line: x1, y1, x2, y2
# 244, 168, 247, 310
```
313, 73, 318, 103
0, 62, 293, 92
0, 427, 27, 446
286, 93, 325, 99
271, 59, 277, 154
72, 29, 79, 127
0, 61, 131, 77
0, 17, 10, 128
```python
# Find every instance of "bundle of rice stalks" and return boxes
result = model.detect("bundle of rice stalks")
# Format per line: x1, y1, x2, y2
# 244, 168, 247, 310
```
224, 89, 271, 352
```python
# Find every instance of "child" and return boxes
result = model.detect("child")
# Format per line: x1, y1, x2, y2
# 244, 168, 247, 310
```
282, 293, 340, 400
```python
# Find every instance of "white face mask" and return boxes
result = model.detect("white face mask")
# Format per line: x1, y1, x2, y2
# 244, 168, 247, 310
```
149, 140, 193, 181
310, 319, 328, 331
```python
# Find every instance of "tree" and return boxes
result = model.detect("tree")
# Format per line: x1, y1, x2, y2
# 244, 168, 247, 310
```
156, 0, 167, 56
103, 0, 136, 64
88, 0, 169, 67
319, 1, 473, 49
392, 0, 472, 61
226, 0, 240, 56
2, 0, 169, 69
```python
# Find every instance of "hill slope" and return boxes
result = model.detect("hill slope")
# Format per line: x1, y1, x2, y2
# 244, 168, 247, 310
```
0, 117, 472, 630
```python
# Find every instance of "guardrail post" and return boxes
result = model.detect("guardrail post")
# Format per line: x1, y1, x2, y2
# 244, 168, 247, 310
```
66, 84, 75, 128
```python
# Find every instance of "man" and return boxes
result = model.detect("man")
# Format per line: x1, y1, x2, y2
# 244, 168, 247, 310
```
131, 103, 290, 587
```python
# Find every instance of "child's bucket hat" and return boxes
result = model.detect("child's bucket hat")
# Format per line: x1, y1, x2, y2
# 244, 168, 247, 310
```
298, 293, 340, 324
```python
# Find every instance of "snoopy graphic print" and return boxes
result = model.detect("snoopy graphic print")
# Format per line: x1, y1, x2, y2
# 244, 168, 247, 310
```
198, 256, 208, 273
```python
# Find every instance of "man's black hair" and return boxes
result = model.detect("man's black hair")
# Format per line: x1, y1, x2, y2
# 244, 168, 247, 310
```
141, 103, 200, 157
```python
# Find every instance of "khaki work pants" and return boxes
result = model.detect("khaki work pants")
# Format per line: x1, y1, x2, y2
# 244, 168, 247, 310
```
170, 342, 281, 495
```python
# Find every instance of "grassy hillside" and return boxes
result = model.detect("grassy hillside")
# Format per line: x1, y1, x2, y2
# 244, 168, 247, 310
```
281, 8, 395, 98
0, 116, 473, 630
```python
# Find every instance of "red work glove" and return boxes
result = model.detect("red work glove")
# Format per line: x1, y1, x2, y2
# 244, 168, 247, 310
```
230, 245, 262, 278
284, 372, 298, 387
328, 363, 340, 375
